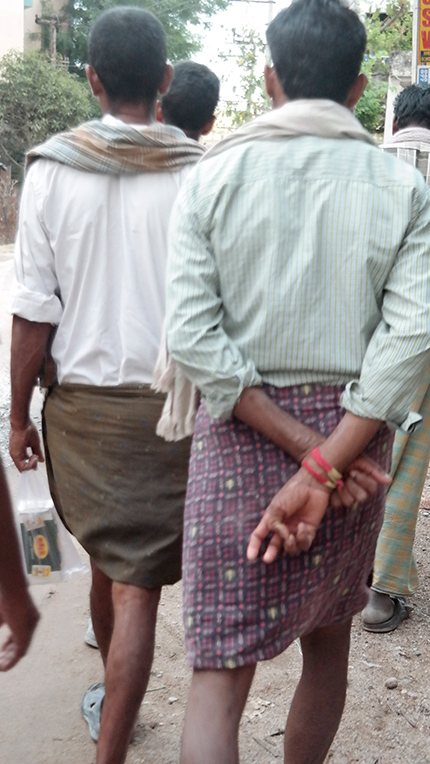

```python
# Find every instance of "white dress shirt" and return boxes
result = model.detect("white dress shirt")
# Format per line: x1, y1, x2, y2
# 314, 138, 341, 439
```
12, 118, 191, 386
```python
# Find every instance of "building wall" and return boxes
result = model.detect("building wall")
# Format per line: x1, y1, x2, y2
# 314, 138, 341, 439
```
0, 0, 24, 57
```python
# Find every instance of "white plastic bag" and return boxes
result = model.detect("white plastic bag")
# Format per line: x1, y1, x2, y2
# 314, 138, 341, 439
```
16, 468, 88, 585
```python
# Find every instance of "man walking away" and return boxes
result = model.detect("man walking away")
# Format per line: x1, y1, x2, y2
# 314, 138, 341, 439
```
158, 60, 220, 142
9, 8, 203, 764
363, 84, 430, 632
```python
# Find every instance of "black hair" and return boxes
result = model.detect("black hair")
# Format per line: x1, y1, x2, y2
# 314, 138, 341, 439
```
88, 6, 167, 104
266, 0, 366, 104
160, 61, 220, 136
394, 85, 430, 131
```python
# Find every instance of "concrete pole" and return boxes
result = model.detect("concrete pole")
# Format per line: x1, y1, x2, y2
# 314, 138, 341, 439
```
49, 17, 57, 63
412, 0, 420, 83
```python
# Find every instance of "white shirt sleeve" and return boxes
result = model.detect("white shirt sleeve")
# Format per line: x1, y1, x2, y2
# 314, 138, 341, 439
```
11, 163, 63, 325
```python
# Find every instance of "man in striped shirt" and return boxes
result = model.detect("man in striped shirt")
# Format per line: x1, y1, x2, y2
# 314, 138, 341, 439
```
363, 85, 430, 632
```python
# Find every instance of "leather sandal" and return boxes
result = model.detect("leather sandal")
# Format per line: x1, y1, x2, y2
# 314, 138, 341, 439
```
362, 596, 412, 633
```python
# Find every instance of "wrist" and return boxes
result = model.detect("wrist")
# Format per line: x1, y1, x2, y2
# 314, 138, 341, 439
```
294, 429, 325, 464
301, 447, 344, 491
297, 465, 332, 494
10, 415, 31, 431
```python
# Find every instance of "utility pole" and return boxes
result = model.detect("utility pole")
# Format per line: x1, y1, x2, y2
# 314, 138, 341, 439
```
35, 14, 60, 64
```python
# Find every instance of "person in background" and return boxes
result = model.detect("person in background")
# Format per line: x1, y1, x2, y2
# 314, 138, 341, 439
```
83, 58, 221, 656
0, 457, 39, 671
9, 8, 203, 764
158, 60, 220, 142
166, 1, 430, 762
362, 84, 430, 632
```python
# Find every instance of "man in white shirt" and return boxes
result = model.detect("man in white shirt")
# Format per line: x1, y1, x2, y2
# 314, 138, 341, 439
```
9, 8, 202, 764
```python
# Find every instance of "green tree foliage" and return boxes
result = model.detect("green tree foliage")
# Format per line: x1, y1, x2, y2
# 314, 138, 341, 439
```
221, 28, 270, 128
0, 51, 99, 173
52, 0, 230, 74
356, 1, 412, 133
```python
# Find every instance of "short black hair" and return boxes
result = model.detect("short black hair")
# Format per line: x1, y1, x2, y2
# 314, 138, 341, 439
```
160, 61, 220, 134
88, 6, 167, 104
394, 85, 430, 131
266, 0, 366, 104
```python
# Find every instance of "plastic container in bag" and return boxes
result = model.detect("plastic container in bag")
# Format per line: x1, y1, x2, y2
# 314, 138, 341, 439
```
16, 468, 88, 585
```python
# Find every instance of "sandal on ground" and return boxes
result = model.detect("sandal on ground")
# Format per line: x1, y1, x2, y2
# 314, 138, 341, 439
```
362, 596, 412, 633
81, 682, 105, 742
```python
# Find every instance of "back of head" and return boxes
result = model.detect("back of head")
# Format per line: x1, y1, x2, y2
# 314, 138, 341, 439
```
394, 85, 430, 131
89, 6, 166, 105
160, 61, 220, 134
266, 0, 366, 104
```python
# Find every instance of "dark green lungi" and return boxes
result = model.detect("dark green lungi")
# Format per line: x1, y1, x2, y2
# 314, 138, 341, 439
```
43, 384, 191, 588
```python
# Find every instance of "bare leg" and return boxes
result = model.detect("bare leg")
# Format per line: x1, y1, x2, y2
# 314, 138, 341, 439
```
180, 664, 256, 764
284, 619, 352, 764
90, 561, 114, 666
91, 573, 161, 764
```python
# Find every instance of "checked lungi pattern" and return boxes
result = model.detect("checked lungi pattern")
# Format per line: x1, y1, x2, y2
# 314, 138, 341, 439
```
183, 384, 394, 670
372, 381, 430, 597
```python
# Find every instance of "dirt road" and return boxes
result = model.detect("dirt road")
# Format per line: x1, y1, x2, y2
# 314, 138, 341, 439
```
1, 249, 429, 764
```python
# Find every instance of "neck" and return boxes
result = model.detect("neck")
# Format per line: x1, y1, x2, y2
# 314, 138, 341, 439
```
102, 100, 156, 125
184, 130, 200, 142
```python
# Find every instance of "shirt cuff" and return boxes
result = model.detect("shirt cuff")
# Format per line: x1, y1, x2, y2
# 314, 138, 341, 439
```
203, 360, 263, 420
10, 283, 62, 325
341, 382, 423, 433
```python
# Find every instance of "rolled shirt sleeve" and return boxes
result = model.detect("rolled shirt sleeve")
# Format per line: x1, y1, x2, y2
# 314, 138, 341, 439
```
11, 164, 63, 325
166, 179, 262, 420
341, 185, 430, 432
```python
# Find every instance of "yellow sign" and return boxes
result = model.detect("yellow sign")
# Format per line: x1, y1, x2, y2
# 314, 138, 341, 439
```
418, 0, 430, 64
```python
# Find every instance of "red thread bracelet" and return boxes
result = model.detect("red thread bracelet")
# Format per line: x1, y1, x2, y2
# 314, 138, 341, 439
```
302, 460, 331, 487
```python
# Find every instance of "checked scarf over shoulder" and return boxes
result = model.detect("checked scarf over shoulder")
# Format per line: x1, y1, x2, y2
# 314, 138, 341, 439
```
26, 119, 205, 174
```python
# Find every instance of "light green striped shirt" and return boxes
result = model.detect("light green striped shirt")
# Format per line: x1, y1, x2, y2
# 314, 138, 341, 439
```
166, 134, 430, 430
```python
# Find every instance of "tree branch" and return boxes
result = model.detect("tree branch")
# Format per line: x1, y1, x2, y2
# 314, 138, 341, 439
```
0, 141, 25, 172
380, 2, 409, 33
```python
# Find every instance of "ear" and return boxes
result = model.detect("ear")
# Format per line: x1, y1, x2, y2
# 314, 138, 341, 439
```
159, 63, 173, 96
156, 101, 164, 124
264, 64, 277, 100
86, 64, 103, 98
264, 64, 288, 107
392, 117, 399, 135
345, 72, 368, 110
200, 115, 216, 136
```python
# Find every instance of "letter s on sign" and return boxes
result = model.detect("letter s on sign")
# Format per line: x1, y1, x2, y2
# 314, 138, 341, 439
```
423, 7, 430, 25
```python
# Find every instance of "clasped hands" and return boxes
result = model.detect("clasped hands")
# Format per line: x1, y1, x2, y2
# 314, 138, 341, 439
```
247, 455, 391, 564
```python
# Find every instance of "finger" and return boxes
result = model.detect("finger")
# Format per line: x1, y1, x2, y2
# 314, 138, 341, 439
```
270, 518, 292, 545
11, 456, 31, 473
262, 533, 284, 564
330, 491, 342, 509
31, 443, 45, 464
283, 533, 301, 556
295, 522, 315, 552
336, 485, 356, 508
247, 516, 271, 561
28, 432, 45, 464
342, 477, 367, 504
0, 636, 21, 672
351, 456, 391, 485
347, 471, 378, 497
22, 455, 39, 471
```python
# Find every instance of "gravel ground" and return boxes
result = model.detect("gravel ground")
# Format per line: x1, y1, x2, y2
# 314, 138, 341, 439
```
1, 248, 429, 763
